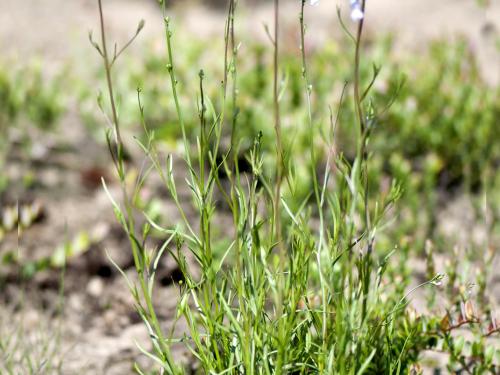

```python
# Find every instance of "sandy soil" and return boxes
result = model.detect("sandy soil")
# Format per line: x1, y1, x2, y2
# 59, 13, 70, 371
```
0, 0, 499, 373
1, 0, 499, 81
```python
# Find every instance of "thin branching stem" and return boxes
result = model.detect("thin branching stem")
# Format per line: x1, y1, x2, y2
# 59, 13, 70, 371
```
273, 0, 284, 257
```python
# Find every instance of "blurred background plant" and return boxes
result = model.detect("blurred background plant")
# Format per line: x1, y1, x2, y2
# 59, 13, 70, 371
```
80, 31, 500, 255
0, 62, 64, 195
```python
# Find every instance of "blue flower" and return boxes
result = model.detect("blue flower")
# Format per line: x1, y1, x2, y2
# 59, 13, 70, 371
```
350, 0, 364, 21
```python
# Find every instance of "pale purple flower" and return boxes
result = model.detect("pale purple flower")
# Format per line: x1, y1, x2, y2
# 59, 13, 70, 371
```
350, 0, 364, 21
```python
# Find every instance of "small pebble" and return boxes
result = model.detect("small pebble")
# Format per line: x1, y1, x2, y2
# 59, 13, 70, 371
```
87, 277, 104, 298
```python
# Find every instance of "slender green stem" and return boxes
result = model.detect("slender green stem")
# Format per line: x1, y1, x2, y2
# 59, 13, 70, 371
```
162, 4, 193, 173
97, 1, 181, 372
97, 0, 137, 269
352, 0, 373, 323
97, 0, 121, 146
298, 2, 329, 371
353, 0, 367, 136
273, 0, 284, 255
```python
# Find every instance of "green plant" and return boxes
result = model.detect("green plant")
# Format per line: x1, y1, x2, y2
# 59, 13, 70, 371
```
81, 30, 500, 255
0, 308, 64, 374
0, 263, 65, 374
0, 62, 63, 131
0, 63, 64, 193
94, 0, 498, 373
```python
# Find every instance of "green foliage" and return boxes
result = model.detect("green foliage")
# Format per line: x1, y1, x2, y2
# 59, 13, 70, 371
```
0, 62, 63, 131
85, 33, 499, 201
0, 201, 97, 279
373, 40, 499, 189
0, 62, 64, 193
93, 0, 499, 373
0, 311, 63, 374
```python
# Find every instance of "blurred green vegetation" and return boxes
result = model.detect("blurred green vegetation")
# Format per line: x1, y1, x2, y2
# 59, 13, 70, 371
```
0, 62, 63, 131
82, 35, 499, 253
0, 62, 64, 194
2, 34, 498, 272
